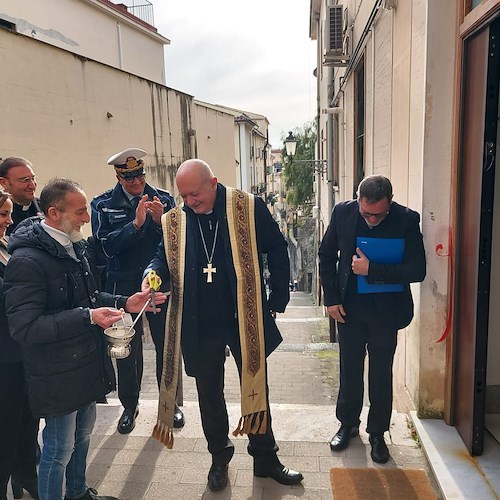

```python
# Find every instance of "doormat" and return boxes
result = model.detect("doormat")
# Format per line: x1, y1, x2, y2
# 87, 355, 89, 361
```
330, 468, 437, 499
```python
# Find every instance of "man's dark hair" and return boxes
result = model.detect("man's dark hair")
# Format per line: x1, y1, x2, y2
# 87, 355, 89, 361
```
0, 157, 33, 178
357, 175, 393, 203
39, 178, 83, 216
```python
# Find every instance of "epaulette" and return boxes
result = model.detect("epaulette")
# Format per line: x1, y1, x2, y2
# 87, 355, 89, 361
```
92, 188, 113, 201
156, 187, 173, 197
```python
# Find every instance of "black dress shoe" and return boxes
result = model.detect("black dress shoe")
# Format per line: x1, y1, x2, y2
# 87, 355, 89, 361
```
369, 433, 390, 464
253, 460, 303, 485
173, 403, 185, 428
330, 425, 359, 451
207, 463, 229, 491
11, 475, 39, 499
65, 487, 118, 499
117, 408, 138, 434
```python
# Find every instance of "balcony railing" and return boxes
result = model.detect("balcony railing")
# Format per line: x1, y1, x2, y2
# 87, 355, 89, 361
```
113, 1, 154, 27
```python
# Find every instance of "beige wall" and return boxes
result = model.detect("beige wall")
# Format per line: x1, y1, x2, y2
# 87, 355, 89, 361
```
0, 0, 167, 84
193, 102, 237, 186
0, 28, 193, 216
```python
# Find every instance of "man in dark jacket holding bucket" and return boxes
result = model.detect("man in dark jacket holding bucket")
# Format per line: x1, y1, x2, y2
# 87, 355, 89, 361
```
4, 178, 166, 500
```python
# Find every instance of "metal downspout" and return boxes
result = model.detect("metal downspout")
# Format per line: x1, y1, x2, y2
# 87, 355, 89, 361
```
327, 66, 335, 217
370, 24, 375, 175
116, 22, 123, 70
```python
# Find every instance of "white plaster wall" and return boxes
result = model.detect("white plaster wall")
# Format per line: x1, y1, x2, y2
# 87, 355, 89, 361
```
390, 1, 412, 202
0, 0, 167, 84
409, 0, 455, 413
372, 10, 393, 177
405, 0, 427, 409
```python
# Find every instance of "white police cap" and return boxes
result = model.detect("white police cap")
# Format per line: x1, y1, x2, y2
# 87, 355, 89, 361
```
107, 148, 147, 173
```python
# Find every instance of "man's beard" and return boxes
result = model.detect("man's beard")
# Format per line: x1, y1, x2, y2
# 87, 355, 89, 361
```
68, 230, 84, 243
61, 218, 84, 242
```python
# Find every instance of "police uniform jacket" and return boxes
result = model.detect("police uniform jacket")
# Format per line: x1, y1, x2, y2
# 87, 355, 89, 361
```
91, 183, 175, 295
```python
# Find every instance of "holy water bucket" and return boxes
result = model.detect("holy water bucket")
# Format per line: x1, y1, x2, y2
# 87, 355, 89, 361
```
104, 324, 136, 359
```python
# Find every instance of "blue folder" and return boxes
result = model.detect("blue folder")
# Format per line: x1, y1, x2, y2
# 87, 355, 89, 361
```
356, 237, 405, 294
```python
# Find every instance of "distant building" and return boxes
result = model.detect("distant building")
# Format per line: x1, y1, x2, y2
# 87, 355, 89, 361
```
0, 0, 169, 84
194, 101, 270, 195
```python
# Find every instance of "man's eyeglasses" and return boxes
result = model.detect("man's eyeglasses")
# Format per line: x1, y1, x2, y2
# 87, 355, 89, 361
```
8, 176, 36, 185
119, 174, 145, 184
359, 210, 389, 220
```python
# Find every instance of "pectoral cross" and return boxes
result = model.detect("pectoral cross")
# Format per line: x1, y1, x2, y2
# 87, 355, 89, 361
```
203, 263, 217, 283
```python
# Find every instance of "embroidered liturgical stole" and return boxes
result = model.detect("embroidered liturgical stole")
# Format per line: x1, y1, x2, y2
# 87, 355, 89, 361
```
153, 187, 268, 449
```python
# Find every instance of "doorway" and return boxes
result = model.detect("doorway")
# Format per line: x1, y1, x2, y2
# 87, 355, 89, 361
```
485, 91, 500, 444
455, 17, 500, 456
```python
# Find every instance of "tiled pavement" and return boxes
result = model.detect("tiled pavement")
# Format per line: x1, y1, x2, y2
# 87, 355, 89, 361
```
10, 292, 437, 499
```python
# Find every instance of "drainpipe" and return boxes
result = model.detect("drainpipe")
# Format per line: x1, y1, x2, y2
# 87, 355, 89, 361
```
327, 66, 335, 217
116, 22, 123, 70
313, 9, 322, 303
370, 25, 375, 175
338, 90, 346, 201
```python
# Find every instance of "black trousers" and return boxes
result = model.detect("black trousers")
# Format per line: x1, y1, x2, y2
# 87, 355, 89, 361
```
116, 312, 144, 410
336, 300, 398, 434
117, 306, 176, 409
194, 331, 278, 465
0, 362, 38, 499
146, 307, 168, 389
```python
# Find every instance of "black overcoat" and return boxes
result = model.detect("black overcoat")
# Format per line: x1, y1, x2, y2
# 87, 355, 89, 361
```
4, 218, 127, 417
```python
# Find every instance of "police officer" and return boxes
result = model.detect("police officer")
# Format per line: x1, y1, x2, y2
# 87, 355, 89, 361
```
91, 148, 185, 434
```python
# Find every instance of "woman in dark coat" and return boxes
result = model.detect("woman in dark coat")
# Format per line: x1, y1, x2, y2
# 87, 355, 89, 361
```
0, 189, 38, 500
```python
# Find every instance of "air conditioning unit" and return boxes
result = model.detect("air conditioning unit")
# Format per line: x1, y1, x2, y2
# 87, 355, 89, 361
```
324, 5, 350, 67
325, 5, 343, 54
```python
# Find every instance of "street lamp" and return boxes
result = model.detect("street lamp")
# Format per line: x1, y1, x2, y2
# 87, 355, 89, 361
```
285, 131, 297, 157
284, 131, 327, 175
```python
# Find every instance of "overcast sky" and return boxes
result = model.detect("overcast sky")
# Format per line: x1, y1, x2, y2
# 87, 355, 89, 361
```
154, 0, 317, 149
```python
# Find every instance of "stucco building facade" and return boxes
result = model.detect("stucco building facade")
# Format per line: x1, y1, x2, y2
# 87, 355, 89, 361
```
310, 0, 500, 460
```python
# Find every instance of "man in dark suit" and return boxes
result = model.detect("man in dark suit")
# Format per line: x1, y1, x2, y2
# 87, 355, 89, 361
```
319, 175, 426, 464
